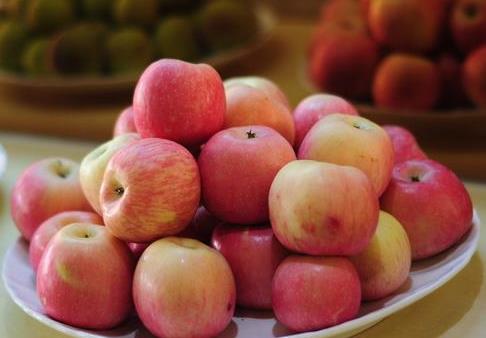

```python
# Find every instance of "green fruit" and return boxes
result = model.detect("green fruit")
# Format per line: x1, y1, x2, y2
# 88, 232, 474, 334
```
154, 16, 200, 61
113, 0, 159, 27
21, 38, 53, 76
0, 21, 28, 71
107, 28, 153, 75
81, 0, 113, 19
197, 0, 258, 51
26, 0, 76, 33
51, 22, 107, 75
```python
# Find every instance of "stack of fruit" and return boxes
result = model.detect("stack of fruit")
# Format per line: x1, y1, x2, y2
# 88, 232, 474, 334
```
309, 0, 486, 111
11, 58, 473, 337
0, 0, 258, 77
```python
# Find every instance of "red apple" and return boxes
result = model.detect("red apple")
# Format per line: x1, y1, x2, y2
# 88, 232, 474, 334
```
100, 138, 200, 243
293, 94, 359, 148
298, 114, 394, 196
451, 0, 486, 54
37, 223, 134, 329
381, 159, 473, 260
463, 45, 486, 107
212, 224, 288, 310
383, 125, 427, 164
133, 59, 225, 147
269, 160, 379, 256
133, 237, 235, 338
199, 126, 296, 225
350, 211, 411, 301
178, 206, 221, 244
320, 0, 362, 21
29, 211, 103, 272
113, 106, 137, 136
437, 54, 469, 108
128, 242, 150, 259
272, 256, 361, 332
11, 158, 92, 241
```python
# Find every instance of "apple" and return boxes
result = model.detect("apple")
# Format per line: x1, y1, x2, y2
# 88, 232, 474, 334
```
212, 224, 288, 310
178, 206, 221, 244
451, 0, 486, 54
293, 94, 359, 148
80, 133, 140, 215
437, 53, 469, 108
127, 242, 150, 259
298, 113, 394, 196
199, 125, 296, 225
133, 59, 225, 147
100, 138, 200, 242
133, 237, 235, 338
11, 157, 92, 241
113, 106, 137, 136
320, 0, 363, 21
224, 76, 290, 109
37, 223, 134, 329
463, 45, 486, 107
272, 255, 361, 332
269, 160, 379, 256
383, 125, 427, 164
350, 211, 411, 301
29, 211, 103, 272
381, 159, 473, 260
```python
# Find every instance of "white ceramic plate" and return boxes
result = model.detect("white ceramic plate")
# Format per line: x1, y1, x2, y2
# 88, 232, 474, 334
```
0, 144, 6, 179
2, 212, 480, 338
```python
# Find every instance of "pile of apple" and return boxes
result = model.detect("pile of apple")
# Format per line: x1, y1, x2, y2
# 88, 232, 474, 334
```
309, 0, 486, 110
10, 58, 473, 338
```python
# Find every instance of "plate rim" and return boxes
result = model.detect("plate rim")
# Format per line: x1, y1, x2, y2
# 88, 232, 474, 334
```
2, 211, 481, 338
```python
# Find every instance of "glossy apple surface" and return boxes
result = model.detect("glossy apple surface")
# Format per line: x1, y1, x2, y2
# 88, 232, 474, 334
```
113, 106, 137, 136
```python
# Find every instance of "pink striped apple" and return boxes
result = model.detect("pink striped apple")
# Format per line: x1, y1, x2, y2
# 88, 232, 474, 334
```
113, 106, 137, 136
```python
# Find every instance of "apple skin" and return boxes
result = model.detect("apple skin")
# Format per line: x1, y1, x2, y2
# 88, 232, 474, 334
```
272, 255, 361, 332
224, 76, 290, 109
350, 211, 411, 301
127, 242, 150, 259
100, 138, 200, 243
37, 223, 134, 329
383, 125, 427, 164
451, 0, 486, 54
133, 59, 225, 147
113, 106, 137, 136
11, 157, 92, 241
29, 211, 103, 272
293, 94, 359, 148
381, 159, 473, 260
463, 45, 486, 107
80, 133, 140, 215
269, 160, 379, 256
298, 113, 394, 196
199, 125, 296, 225
212, 224, 289, 310
133, 237, 236, 338
178, 206, 222, 245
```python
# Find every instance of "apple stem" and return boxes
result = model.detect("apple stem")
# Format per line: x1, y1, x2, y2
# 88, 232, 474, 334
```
246, 129, 256, 139
411, 175, 420, 182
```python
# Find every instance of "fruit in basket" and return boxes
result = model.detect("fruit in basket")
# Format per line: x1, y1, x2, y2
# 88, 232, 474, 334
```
373, 54, 441, 110
309, 33, 379, 100
26, 0, 75, 33
0, 21, 28, 71
199, 126, 296, 224
463, 45, 486, 107
368, 0, 446, 53
133, 59, 225, 147
21, 38, 52, 76
113, 0, 159, 27
298, 114, 394, 196
29, 211, 103, 272
178, 206, 221, 244
37, 223, 134, 329
212, 224, 288, 310
133, 237, 236, 338
451, 0, 486, 54
437, 53, 469, 108
154, 16, 201, 61
51, 22, 108, 75
113, 106, 137, 136
11, 158, 92, 241
381, 159, 473, 260
197, 0, 258, 51
293, 94, 359, 148
100, 138, 200, 242
383, 125, 427, 164
80, 133, 140, 215
269, 160, 379, 255
350, 211, 411, 301
81, 0, 113, 19
107, 28, 153, 75
272, 256, 361, 332
224, 81, 295, 145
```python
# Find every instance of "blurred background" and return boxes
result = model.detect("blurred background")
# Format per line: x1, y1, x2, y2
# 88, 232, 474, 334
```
0, 0, 484, 178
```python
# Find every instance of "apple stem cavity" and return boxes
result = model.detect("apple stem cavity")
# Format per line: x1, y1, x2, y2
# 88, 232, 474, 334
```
411, 175, 421, 182
114, 186, 125, 197
464, 4, 478, 19
54, 160, 70, 178
246, 129, 256, 139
